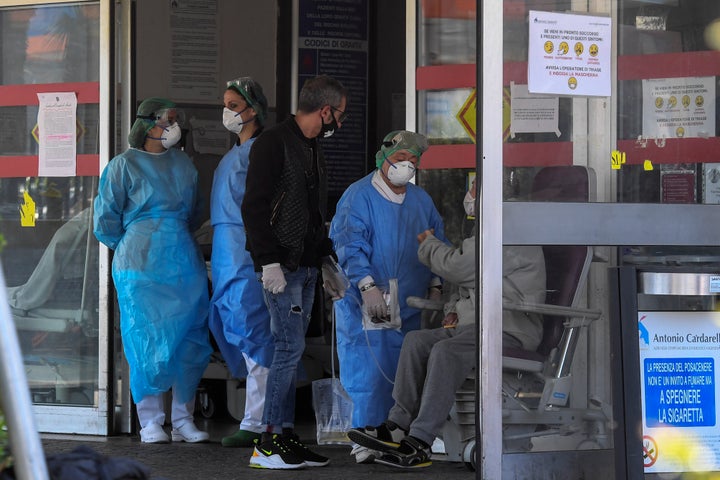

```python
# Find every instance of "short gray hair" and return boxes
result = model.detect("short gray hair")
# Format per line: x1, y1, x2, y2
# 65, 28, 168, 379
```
297, 75, 348, 112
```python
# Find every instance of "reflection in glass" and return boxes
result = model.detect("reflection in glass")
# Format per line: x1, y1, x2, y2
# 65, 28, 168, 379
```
2, 178, 98, 407
0, 3, 100, 408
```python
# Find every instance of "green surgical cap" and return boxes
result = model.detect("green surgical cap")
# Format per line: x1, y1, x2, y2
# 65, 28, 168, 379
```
374, 130, 429, 169
226, 77, 268, 125
128, 97, 176, 148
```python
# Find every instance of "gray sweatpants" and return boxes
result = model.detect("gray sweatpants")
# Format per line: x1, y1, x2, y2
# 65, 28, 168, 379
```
388, 325, 521, 446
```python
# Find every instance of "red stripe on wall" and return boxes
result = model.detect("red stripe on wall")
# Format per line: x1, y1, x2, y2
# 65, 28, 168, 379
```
618, 51, 720, 81
416, 64, 476, 90
418, 51, 720, 91
0, 154, 99, 178
420, 142, 573, 169
0, 82, 99, 107
616, 137, 720, 165
416, 62, 531, 91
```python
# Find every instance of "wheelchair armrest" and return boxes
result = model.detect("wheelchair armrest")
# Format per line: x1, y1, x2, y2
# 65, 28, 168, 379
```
503, 301, 602, 321
407, 296, 445, 311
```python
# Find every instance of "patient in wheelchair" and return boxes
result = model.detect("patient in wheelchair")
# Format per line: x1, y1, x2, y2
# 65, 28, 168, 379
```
6, 208, 98, 356
348, 182, 546, 469
7, 208, 91, 314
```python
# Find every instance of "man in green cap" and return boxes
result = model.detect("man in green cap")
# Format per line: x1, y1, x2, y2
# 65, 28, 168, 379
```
329, 130, 446, 464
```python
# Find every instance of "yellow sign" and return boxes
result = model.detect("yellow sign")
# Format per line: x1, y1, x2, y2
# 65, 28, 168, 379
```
455, 88, 512, 143
456, 89, 477, 143
20, 191, 36, 227
611, 150, 626, 170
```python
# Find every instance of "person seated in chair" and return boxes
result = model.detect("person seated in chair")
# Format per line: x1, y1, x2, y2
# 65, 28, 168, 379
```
348, 180, 546, 469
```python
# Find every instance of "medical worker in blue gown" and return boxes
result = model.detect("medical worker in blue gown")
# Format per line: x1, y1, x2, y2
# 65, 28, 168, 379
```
330, 130, 446, 463
208, 77, 272, 448
94, 97, 212, 444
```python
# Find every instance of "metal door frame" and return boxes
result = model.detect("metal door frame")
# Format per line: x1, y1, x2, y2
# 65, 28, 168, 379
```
1, 0, 114, 435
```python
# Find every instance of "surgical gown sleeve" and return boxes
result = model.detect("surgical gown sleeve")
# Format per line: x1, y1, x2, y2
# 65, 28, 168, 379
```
94, 157, 128, 250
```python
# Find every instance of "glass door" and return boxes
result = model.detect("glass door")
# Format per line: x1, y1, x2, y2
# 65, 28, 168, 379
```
410, 0, 720, 477
0, 0, 113, 435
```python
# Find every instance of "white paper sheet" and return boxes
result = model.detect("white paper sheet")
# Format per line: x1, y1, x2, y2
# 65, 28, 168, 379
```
37, 92, 77, 177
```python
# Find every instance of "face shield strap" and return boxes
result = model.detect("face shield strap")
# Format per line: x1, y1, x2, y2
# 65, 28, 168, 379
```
137, 108, 179, 128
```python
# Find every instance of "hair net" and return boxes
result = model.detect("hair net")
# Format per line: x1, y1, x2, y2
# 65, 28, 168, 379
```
128, 97, 177, 148
374, 130, 429, 168
226, 77, 268, 125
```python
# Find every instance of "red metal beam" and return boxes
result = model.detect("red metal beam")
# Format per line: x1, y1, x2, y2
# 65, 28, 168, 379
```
0, 82, 99, 107
0, 154, 99, 178
420, 142, 573, 169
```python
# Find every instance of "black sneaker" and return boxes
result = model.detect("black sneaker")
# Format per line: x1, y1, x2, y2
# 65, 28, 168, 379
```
282, 433, 330, 467
347, 421, 407, 451
374, 436, 432, 469
249, 433, 306, 469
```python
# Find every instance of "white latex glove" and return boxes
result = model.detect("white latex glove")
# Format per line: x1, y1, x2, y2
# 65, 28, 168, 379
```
361, 286, 388, 322
321, 257, 348, 300
261, 263, 287, 294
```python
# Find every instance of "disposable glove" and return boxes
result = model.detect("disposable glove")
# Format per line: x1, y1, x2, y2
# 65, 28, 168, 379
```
261, 263, 287, 294
321, 256, 349, 300
361, 285, 388, 322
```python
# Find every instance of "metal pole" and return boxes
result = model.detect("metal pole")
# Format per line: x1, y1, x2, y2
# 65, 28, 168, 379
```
0, 265, 49, 480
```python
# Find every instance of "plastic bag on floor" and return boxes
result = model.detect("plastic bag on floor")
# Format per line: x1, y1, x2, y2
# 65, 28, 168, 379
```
311, 377, 353, 445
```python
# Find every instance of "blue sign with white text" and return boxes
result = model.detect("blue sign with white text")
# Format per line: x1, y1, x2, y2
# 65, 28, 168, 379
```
644, 357, 715, 428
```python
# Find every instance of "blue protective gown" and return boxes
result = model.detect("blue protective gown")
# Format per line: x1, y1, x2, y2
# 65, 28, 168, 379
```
330, 172, 445, 427
93, 147, 211, 404
209, 139, 273, 378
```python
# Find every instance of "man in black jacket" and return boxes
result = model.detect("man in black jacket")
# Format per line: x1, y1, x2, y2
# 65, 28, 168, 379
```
241, 74, 348, 470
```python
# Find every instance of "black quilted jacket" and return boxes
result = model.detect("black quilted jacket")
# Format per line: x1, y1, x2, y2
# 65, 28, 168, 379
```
241, 116, 333, 271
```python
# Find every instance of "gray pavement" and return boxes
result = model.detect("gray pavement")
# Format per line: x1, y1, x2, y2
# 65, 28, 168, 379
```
40, 424, 475, 480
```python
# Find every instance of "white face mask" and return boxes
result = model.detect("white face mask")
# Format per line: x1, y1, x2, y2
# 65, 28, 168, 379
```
160, 123, 182, 149
385, 160, 416, 186
463, 190, 475, 217
222, 107, 250, 134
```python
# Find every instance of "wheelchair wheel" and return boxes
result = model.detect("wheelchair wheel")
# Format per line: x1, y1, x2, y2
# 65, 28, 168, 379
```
197, 390, 216, 419
463, 440, 477, 471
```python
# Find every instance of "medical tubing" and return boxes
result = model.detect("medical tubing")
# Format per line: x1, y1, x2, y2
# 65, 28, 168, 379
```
345, 289, 395, 385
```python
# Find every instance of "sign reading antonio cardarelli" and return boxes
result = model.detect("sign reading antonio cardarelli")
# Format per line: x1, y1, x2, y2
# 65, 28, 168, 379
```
639, 311, 720, 473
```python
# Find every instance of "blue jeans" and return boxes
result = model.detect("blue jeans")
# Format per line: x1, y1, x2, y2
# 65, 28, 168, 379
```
259, 266, 318, 429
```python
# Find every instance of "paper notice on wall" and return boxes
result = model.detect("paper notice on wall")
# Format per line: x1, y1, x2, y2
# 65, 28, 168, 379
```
528, 10, 611, 97
702, 163, 720, 204
168, 0, 219, 102
189, 117, 232, 155
510, 82, 560, 137
37, 92, 77, 177
642, 77, 715, 139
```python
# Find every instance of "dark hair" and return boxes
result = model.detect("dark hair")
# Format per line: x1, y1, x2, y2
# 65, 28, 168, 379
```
297, 75, 348, 113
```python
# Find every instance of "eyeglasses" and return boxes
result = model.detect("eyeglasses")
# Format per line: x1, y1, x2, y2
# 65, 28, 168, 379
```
330, 105, 348, 123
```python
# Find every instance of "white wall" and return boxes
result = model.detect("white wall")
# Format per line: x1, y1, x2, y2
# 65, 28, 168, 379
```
135, 0, 277, 107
